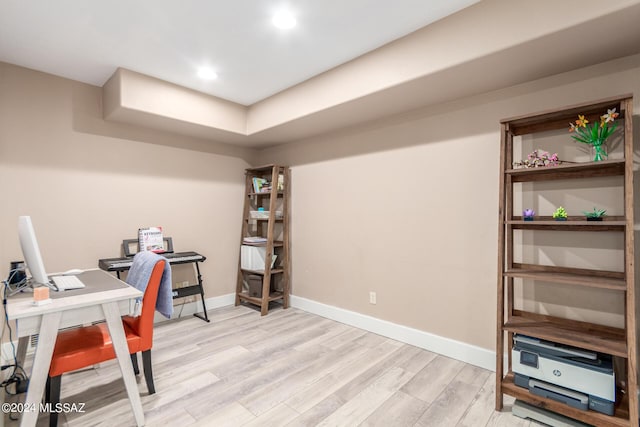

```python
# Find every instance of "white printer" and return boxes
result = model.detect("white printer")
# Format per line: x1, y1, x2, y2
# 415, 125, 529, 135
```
512, 334, 615, 415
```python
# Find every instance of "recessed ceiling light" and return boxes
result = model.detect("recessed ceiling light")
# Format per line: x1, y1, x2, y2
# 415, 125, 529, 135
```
197, 67, 218, 80
272, 11, 296, 29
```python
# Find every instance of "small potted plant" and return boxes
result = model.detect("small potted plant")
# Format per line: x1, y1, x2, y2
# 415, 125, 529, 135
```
553, 206, 568, 221
583, 207, 606, 221
523, 209, 535, 221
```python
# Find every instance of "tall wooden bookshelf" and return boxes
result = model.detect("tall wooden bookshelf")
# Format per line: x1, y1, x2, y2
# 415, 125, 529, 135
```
236, 165, 291, 316
495, 95, 636, 426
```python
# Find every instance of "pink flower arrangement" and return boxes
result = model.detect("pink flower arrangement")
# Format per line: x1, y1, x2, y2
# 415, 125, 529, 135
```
514, 149, 561, 168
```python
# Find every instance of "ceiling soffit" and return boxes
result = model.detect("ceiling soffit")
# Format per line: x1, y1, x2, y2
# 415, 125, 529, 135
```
102, 1, 640, 148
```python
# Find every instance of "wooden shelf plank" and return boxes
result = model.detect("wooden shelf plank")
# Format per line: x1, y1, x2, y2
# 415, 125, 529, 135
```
506, 159, 625, 182
508, 218, 625, 231
505, 267, 626, 291
503, 311, 627, 357
241, 240, 284, 247
501, 94, 631, 135
501, 373, 629, 427
240, 268, 284, 275
237, 291, 284, 305
247, 191, 284, 197
245, 164, 280, 173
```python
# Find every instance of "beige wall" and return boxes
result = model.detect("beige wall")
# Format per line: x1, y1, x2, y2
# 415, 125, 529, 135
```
257, 54, 640, 351
2, 53, 639, 354
0, 62, 253, 305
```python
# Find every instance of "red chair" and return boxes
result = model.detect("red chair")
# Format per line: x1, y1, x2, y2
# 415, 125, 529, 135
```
45, 259, 165, 426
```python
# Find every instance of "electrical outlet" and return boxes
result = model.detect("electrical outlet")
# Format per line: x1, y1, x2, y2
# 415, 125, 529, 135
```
369, 291, 377, 305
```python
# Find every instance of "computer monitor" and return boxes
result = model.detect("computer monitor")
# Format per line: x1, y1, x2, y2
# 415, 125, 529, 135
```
18, 216, 50, 286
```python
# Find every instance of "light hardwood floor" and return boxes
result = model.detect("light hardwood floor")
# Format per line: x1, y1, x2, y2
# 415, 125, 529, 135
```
7, 305, 534, 426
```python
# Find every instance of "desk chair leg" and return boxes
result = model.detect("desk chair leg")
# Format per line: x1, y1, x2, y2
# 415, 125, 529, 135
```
142, 350, 155, 395
131, 353, 140, 375
47, 375, 61, 427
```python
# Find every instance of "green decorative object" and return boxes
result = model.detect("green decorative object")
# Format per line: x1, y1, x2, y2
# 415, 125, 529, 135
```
552, 206, 568, 221
569, 109, 619, 162
583, 207, 606, 221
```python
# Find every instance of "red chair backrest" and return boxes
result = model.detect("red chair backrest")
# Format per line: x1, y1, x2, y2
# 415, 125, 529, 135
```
128, 259, 165, 350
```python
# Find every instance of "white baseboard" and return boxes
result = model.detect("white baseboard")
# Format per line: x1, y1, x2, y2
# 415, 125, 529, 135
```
290, 295, 497, 372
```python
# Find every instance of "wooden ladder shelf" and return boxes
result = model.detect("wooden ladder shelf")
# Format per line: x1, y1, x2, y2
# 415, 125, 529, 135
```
495, 95, 637, 426
235, 165, 291, 315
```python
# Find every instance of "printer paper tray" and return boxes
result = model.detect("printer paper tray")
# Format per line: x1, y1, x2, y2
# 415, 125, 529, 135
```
501, 373, 629, 427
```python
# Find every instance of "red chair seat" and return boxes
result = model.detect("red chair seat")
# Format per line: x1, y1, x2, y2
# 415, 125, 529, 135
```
49, 322, 142, 377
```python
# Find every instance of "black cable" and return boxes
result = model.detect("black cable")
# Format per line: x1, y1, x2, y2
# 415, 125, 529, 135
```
1, 280, 29, 396
5, 268, 28, 296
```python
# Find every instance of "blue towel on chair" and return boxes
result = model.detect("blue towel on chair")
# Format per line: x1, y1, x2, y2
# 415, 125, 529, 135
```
126, 251, 173, 318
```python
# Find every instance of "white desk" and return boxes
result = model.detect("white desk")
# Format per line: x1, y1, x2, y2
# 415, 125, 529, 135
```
6, 269, 145, 427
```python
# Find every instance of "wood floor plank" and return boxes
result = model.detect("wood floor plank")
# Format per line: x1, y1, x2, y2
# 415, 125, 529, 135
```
285, 340, 404, 414
143, 371, 220, 412
332, 344, 425, 402
241, 403, 300, 427
245, 316, 334, 355
457, 372, 501, 427
352, 331, 389, 348
414, 364, 491, 426
316, 367, 415, 427
209, 331, 335, 385
401, 348, 438, 374
320, 326, 368, 350
5, 306, 529, 427
152, 345, 245, 390
147, 408, 197, 426
401, 355, 465, 404
184, 349, 321, 420
187, 402, 255, 427
485, 407, 532, 427
360, 390, 430, 426
193, 326, 267, 357
284, 395, 346, 427
238, 339, 371, 416
68, 370, 220, 426
293, 322, 352, 352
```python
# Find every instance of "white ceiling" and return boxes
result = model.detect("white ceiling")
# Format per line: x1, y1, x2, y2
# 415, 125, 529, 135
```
0, 0, 479, 105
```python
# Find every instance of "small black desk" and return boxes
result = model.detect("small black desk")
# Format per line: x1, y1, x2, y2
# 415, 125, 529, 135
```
98, 251, 210, 322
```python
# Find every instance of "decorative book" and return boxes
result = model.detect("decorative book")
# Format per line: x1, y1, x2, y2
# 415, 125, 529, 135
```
252, 177, 269, 193
138, 226, 165, 253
